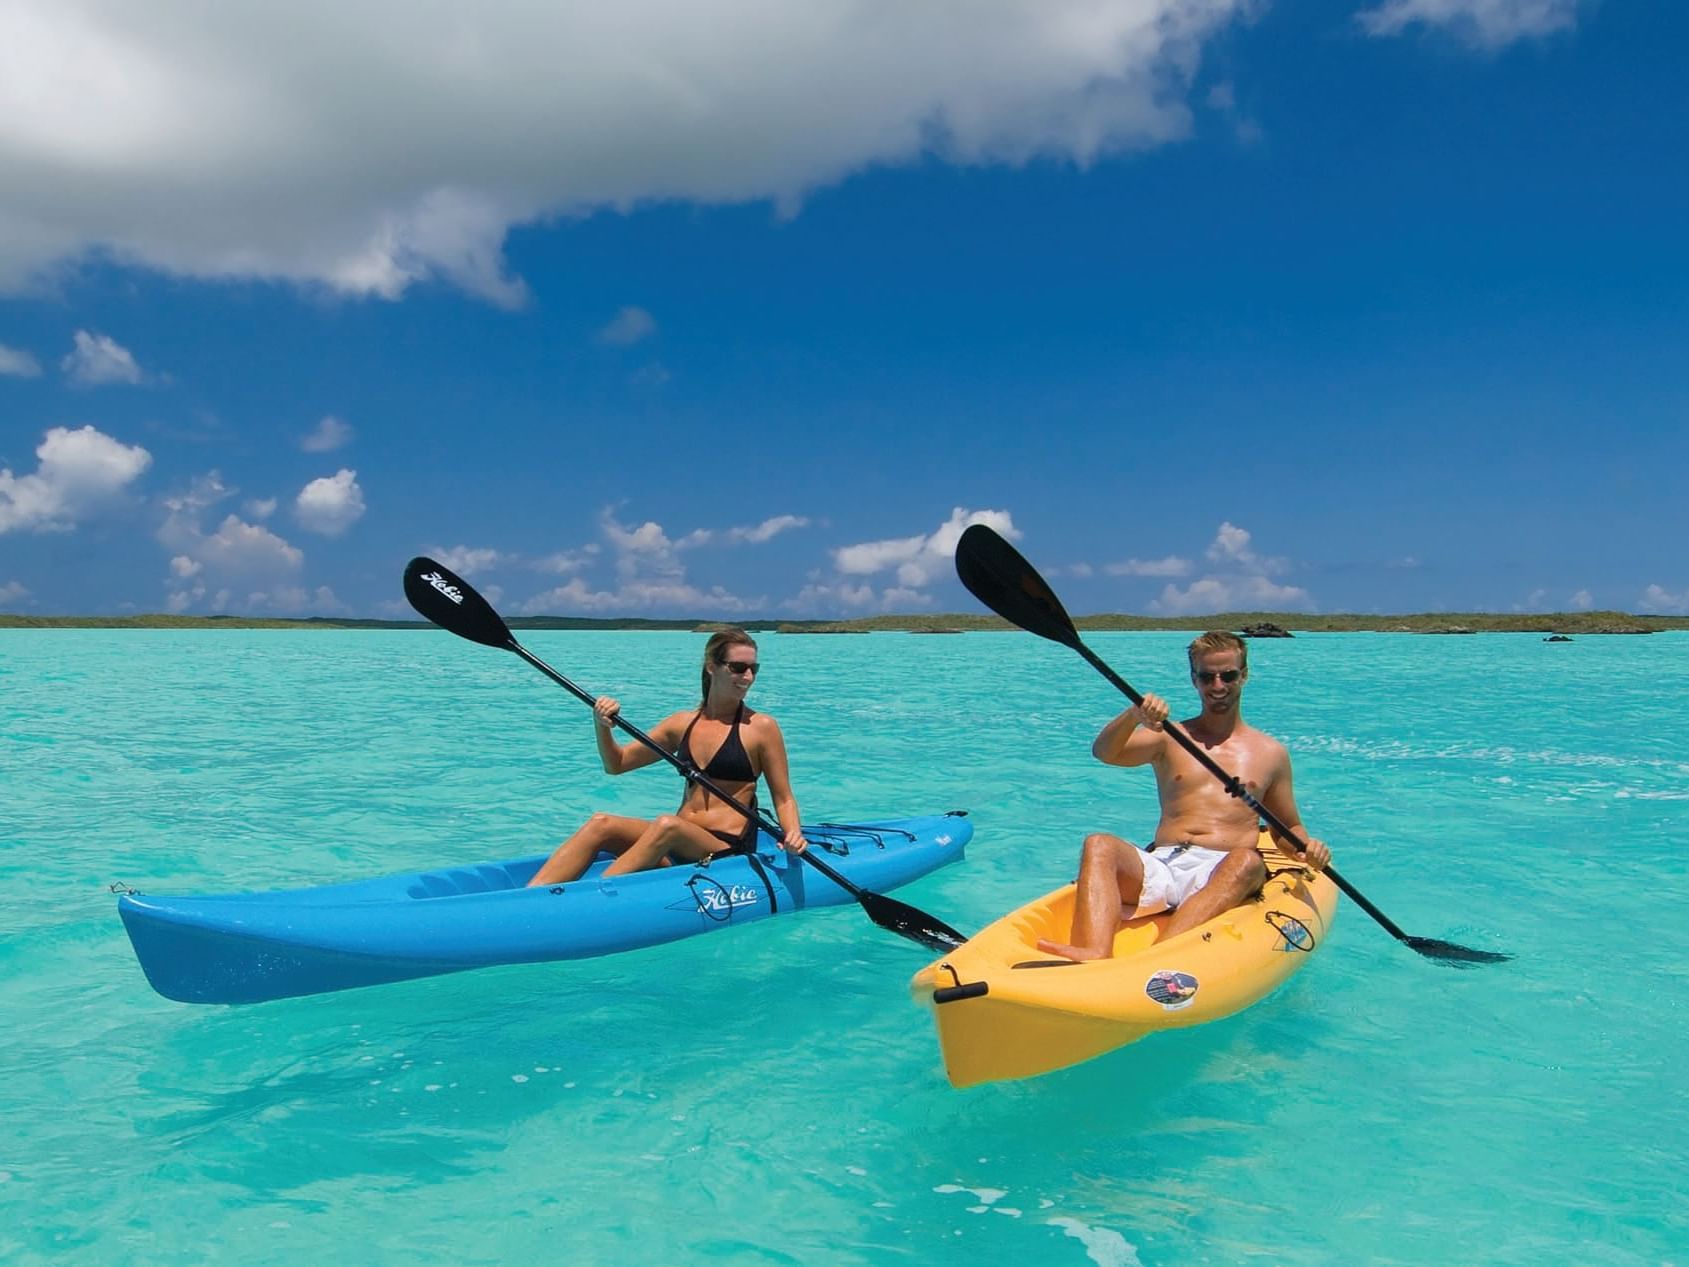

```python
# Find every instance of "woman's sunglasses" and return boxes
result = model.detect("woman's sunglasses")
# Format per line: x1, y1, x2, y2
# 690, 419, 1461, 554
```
1192, 669, 1243, 685
723, 659, 760, 676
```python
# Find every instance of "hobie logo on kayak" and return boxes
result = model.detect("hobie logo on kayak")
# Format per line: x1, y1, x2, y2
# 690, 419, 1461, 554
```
420, 571, 465, 605
697, 884, 761, 913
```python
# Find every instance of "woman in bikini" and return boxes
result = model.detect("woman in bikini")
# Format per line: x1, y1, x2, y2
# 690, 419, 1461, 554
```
526, 628, 808, 887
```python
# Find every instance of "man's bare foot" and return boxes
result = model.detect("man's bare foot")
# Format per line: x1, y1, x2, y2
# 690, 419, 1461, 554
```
1034, 937, 1110, 962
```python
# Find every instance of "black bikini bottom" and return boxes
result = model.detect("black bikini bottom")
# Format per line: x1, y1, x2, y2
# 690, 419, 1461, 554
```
700, 822, 757, 857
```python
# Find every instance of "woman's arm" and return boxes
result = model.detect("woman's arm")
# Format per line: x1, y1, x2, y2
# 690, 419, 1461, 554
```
754, 715, 808, 853
593, 700, 681, 776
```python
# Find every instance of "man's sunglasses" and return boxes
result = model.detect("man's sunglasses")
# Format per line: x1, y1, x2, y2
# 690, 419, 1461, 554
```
1192, 669, 1243, 685
724, 660, 760, 676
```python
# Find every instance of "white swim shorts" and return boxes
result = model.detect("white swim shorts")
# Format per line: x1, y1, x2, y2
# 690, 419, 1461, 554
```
1133, 844, 1232, 915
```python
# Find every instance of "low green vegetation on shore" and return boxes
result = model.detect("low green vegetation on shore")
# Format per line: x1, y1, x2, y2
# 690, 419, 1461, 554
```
4, 610, 1682, 633
778, 610, 1681, 634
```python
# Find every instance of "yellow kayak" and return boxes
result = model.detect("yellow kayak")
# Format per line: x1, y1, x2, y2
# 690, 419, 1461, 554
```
911, 833, 1339, 1087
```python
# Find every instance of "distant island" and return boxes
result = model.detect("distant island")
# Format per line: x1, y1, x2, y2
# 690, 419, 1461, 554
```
4, 610, 1683, 634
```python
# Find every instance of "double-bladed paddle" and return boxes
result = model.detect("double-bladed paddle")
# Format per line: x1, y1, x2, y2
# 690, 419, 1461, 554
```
402, 557, 967, 953
953, 524, 1509, 966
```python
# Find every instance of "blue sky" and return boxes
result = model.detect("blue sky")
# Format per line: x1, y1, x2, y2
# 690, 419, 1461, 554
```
2, 0, 1684, 618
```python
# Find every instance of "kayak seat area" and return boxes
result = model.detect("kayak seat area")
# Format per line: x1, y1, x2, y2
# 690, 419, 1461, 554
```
406, 863, 526, 899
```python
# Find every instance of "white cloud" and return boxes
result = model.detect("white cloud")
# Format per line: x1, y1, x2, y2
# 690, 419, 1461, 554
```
1204, 78, 1261, 145
788, 507, 1018, 613
1204, 521, 1286, 573
0, 424, 152, 532
0, 2, 1247, 299
301, 414, 354, 453
426, 545, 503, 577
0, 343, 42, 377
160, 470, 233, 521
1103, 555, 1189, 578
782, 580, 880, 615
158, 474, 311, 612
521, 577, 620, 614
880, 585, 934, 610
532, 548, 596, 575
598, 306, 656, 346
681, 514, 812, 549
1151, 574, 1313, 616
729, 514, 809, 545
1641, 584, 1686, 615
171, 512, 304, 576
521, 575, 757, 616
60, 330, 144, 385
602, 513, 676, 569
1148, 521, 1313, 614
248, 584, 347, 615
0, 579, 29, 607
1570, 589, 1592, 611
517, 508, 761, 614
1357, 0, 1579, 48
295, 468, 365, 536
835, 506, 1019, 588
244, 496, 277, 520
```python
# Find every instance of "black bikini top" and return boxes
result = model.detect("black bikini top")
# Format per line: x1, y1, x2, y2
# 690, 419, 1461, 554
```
679, 704, 757, 785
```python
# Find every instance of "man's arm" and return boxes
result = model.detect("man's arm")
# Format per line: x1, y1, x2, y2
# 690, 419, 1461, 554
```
1092, 693, 1169, 768
1258, 746, 1331, 870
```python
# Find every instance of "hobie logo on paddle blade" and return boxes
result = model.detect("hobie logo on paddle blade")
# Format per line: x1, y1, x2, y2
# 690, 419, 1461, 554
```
420, 571, 465, 605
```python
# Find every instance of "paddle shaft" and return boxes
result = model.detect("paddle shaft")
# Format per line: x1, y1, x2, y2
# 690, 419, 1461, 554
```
1074, 640, 1417, 942
505, 639, 874, 902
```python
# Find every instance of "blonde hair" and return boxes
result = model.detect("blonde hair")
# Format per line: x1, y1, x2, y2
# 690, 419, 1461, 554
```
700, 628, 757, 703
1187, 629, 1247, 671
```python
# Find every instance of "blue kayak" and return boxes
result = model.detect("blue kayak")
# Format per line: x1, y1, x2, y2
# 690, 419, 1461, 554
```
117, 813, 970, 1004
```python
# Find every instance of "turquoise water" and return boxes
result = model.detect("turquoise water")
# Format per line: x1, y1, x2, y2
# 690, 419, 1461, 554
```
4, 628, 1686, 1265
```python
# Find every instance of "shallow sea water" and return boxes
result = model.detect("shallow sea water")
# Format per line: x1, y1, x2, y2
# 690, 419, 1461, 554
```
3, 629, 1685, 1265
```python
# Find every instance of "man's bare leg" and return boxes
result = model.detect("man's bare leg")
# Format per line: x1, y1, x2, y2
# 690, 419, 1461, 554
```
1035, 833, 1145, 962
1157, 850, 1267, 939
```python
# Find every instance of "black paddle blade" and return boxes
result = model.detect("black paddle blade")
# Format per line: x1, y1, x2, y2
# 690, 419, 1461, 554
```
861, 892, 967, 952
954, 524, 1082, 649
403, 557, 514, 649
1406, 937, 1513, 967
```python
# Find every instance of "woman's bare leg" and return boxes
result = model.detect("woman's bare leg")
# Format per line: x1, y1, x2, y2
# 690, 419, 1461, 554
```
601, 815, 731, 878
1035, 833, 1146, 962
528, 813, 651, 887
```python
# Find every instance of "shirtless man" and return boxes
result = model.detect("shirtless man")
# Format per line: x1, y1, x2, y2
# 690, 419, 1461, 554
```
1036, 630, 1331, 961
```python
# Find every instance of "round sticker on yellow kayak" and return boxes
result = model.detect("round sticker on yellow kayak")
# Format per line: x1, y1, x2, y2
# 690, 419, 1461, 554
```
1145, 970, 1199, 1011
